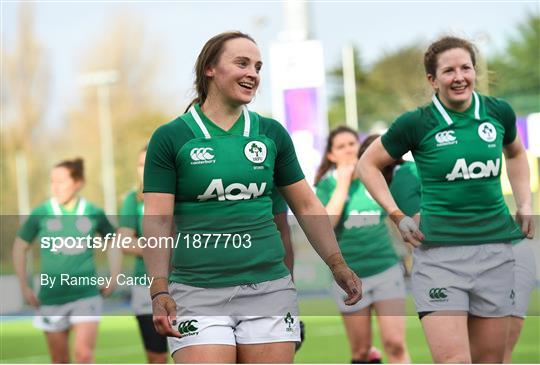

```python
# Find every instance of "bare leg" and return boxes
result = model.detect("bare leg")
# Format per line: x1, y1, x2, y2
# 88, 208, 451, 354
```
421, 311, 471, 363
468, 315, 509, 363
373, 299, 410, 363
237, 342, 295, 363
72, 321, 99, 363
341, 306, 372, 361
503, 316, 524, 363
44, 330, 70, 363
173, 345, 236, 364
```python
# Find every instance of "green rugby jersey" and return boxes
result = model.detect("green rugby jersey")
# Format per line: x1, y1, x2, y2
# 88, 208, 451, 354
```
390, 161, 421, 216
17, 198, 115, 305
381, 92, 523, 245
316, 173, 398, 278
144, 104, 304, 287
119, 189, 146, 278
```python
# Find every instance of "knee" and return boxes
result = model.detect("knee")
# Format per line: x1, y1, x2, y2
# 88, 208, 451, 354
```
435, 353, 471, 364
74, 348, 94, 364
382, 337, 406, 357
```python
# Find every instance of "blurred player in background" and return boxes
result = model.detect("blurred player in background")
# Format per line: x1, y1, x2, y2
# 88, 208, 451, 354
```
143, 31, 361, 363
359, 36, 534, 363
315, 127, 410, 363
118, 146, 168, 363
12, 158, 120, 363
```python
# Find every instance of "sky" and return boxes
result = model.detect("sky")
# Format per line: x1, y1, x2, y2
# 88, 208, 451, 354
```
2, 1, 539, 128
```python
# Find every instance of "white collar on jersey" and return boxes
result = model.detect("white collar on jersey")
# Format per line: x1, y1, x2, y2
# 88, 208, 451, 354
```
50, 197, 87, 216
432, 91, 480, 125
189, 105, 251, 139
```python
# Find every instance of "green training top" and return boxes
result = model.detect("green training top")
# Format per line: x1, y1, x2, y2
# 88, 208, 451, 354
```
17, 198, 115, 305
390, 161, 421, 216
381, 92, 523, 245
144, 104, 304, 287
316, 173, 398, 278
118, 189, 146, 279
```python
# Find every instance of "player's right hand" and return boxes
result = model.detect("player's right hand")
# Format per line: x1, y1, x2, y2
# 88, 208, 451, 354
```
331, 264, 362, 305
22, 286, 40, 308
152, 293, 181, 337
516, 206, 535, 239
336, 162, 357, 182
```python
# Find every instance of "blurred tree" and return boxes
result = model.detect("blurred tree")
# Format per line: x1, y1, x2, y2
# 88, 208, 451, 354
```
489, 13, 540, 114
64, 14, 171, 207
1, 4, 50, 214
328, 42, 430, 133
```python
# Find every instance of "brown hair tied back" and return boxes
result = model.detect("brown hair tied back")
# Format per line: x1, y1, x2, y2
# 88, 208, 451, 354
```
184, 31, 256, 113
55, 158, 85, 182
423, 36, 477, 77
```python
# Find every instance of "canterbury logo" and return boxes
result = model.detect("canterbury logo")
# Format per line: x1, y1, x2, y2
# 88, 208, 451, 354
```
429, 288, 448, 300
178, 320, 199, 334
435, 131, 456, 145
190, 148, 214, 161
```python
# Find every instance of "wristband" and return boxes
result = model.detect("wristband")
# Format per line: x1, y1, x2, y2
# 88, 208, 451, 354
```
389, 209, 405, 226
152, 276, 169, 283
149, 276, 169, 292
151, 291, 170, 301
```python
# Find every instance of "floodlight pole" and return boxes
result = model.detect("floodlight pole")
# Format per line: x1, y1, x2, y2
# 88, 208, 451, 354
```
342, 44, 358, 130
79, 70, 118, 215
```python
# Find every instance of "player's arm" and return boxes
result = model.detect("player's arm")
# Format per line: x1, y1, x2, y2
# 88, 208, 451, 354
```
325, 165, 355, 227
101, 245, 122, 297
97, 214, 122, 297
117, 227, 143, 256
118, 194, 143, 256
279, 179, 361, 305
274, 211, 294, 278
12, 237, 40, 308
357, 137, 424, 246
503, 135, 534, 238
143, 192, 180, 337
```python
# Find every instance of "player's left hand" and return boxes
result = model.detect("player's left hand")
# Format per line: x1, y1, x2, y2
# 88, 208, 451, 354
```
390, 209, 424, 247
516, 206, 535, 239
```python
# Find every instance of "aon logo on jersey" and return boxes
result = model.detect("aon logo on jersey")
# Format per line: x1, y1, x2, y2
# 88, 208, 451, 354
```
344, 210, 381, 229
445, 158, 500, 181
197, 179, 266, 201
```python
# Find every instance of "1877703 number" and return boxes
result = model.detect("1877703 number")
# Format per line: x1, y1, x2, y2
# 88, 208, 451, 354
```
183, 233, 252, 249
